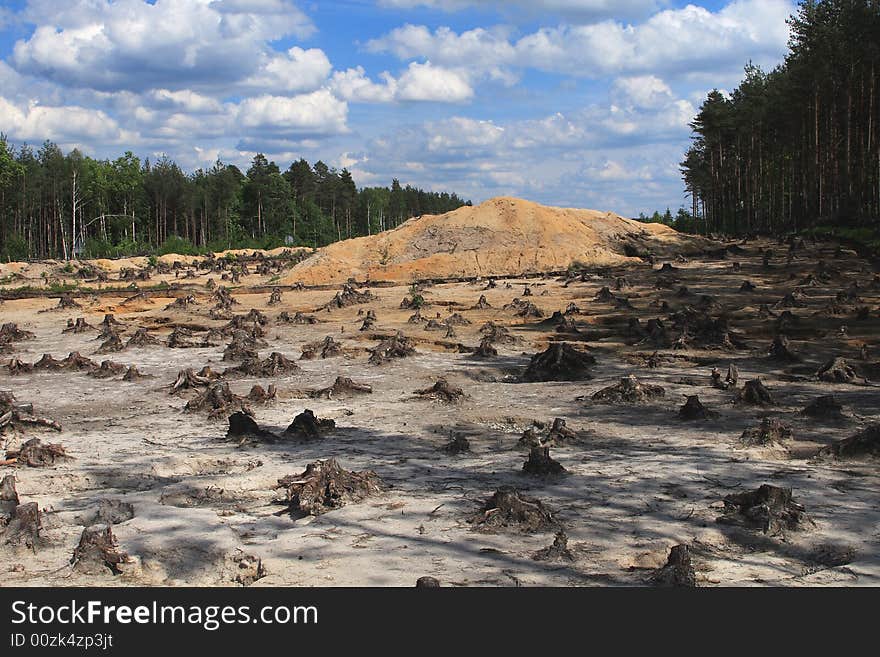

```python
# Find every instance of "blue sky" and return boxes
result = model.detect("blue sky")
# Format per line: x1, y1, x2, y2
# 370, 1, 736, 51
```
0, 0, 796, 216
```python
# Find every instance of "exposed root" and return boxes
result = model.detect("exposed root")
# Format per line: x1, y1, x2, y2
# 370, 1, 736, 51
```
414, 378, 465, 403
71, 525, 129, 575
591, 375, 665, 403
816, 357, 858, 384
740, 418, 792, 447
323, 284, 376, 310
302, 335, 343, 360
818, 424, 880, 458
369, 332, 417, 365
276, 458, 382, 516
719, 484, 811, 535
308, 377, 373, 400
184, 382, 252, 419
522, 342, 596, 382
471, 486, 557, 533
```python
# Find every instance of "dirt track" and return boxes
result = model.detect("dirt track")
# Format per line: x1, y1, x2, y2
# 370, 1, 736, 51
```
1, 237, 879, 586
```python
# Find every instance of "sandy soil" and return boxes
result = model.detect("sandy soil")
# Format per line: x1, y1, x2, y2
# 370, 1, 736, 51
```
280, 197, 717, 286
1, 236, 879, 587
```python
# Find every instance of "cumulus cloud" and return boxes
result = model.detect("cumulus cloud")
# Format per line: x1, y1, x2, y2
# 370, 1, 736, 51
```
235, 89, 349, 137
0, 96, 135, 145
11, 0, 318, 93
377, 1, 661, 23
369, 0, 794, 80
330, 62, 474, 103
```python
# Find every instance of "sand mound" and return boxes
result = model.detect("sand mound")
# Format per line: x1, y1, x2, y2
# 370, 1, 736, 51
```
281, 197, 714, 285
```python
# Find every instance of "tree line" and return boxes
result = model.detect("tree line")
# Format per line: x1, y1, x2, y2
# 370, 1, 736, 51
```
0, 139, 470, 261
680, 0, 880, 237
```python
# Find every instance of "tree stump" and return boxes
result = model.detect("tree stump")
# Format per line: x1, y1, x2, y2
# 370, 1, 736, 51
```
71, 525, 129, 575
471, 486, 557, 533
522, 445, 566, 475
284, 410, 335, 440
276, 458, 382, 516
523, 342, 596, 382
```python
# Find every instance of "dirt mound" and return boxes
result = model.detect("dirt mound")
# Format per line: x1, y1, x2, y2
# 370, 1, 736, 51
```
281, 197, 714, 285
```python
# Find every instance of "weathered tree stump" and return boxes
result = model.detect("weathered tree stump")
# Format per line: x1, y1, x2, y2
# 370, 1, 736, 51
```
170, 368, 219, 393
532, 530, 575, 562
818, 424, 880, 458
471, 486, 556, 533
801, 395, 846, 421
767, 334, 800, 362
369, 332, 417, 365
226, 411, 276, 442
679, 395, 715, 420
2, 501, 42, 548
125, 328, 161, 348
63, 317, 95, 334
650, 545, 696, 587
6, 438, 69, 467
309, 376, 373, 400
522, 445, 566, 475
276, 458, 382, 516
323, 284, 376, 310
246, 384, 277, 403
591, 375, 665, 403
472, 295, 492, 309
284, 410, 335, 440
816, 357, 858, 384
719, 484, 811, 535
90, 360, 128, 379
735, 378, 775, 406
415, 576, 441, 587
472, 336, 498, 358
523, 342, 596, 382
184, 382, 252, 419
414, 378, 465, 403
71, 525, 129, 575
740, 417, 792, 446
301, 336, 343, 360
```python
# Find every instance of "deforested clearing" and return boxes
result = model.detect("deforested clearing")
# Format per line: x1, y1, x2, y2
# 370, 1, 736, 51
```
1, 198, 879, 588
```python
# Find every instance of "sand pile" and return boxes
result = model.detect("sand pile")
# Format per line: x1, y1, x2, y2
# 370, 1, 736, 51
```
281, 197, 714, 285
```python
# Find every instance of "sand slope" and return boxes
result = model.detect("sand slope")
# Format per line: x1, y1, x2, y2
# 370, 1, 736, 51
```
282, 197, 714, 285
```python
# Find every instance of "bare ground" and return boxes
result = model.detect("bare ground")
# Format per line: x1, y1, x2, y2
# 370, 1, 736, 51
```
1, 238, 879, 587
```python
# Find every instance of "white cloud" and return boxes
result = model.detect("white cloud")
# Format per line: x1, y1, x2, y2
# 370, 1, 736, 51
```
241, 47, 333, 94
0, 96, 135, 145
235, 89, 349, 137
331, 62, 474, 103
377, 1, 660, 22
12, 0, 317, 92
369, 0, 794, 80
396, 62, 474, 102
330, 67, 398, 103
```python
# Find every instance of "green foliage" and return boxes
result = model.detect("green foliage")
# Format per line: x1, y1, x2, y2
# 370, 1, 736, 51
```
681, 1, 880, 234
158, 235, 199, 256
1, 234, 29, 262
